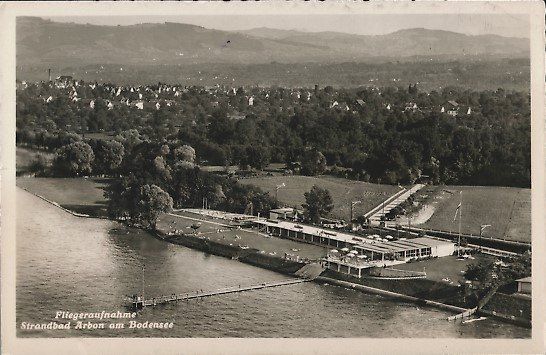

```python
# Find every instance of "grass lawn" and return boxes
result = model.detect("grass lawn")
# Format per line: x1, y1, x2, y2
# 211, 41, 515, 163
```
157, 211, 327, 260
418, 186, 530, 243
16, 147, 54, 173
393, 254, 494, 285
240, 175, 400, 221
16, 177, 110, 217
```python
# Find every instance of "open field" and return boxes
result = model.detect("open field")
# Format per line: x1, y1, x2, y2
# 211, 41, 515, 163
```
157, 211, 327, 260
16, 177, 110, 217
415, 186, 531, 243
240, 175, 401, 221
16, 147, 54, 174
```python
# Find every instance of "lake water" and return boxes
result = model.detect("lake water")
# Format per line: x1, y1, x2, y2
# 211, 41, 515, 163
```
16, 188, 530, 338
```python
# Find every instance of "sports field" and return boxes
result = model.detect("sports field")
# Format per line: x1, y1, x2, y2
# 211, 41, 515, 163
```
239, 175, 401, 221
16, 177, 110, 217
418, 186, 531, 243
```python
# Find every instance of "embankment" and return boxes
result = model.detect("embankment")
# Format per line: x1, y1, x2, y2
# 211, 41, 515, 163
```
320, 268, 468, 309
160, 232, 305, 276
18, 186, 93, 218
315, 276, 466, 314
479, 293, 531, 327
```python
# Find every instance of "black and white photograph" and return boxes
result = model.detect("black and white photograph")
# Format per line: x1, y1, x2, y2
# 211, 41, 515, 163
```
1, 1, 545, 354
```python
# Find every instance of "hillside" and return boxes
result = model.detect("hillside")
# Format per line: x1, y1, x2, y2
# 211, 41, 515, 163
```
242, 27, 529, 59
18, 17, 529, 67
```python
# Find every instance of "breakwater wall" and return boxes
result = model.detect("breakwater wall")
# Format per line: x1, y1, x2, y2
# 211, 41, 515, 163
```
19, 186, 92, 218
320, 269, 468, 309
315, 276, 466, 314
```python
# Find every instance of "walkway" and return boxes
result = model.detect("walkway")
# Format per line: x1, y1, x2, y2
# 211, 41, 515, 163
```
135, 278, 310, 308
366, 184, 425, 224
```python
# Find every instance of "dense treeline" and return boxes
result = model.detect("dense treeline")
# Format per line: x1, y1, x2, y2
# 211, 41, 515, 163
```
16, 80, 530, 187
17, 127, 279, 227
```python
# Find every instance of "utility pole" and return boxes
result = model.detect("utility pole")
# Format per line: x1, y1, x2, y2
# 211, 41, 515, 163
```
350, 200, 362, 229
142, 265, 145, 299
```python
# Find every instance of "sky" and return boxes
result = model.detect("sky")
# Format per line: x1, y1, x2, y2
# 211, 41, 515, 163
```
43, 14, 530, 38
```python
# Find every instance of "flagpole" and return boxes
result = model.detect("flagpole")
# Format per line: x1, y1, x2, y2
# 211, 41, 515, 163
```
458, 191, 462, 257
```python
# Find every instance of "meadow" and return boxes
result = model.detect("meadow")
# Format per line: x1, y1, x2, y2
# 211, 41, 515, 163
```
239, 175, 401, 221
418, 186, 531, 243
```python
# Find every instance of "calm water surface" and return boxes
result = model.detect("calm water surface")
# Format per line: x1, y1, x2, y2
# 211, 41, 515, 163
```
16, 188, 530, 338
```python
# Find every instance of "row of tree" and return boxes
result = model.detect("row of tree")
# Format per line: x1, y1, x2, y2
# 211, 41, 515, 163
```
21, 127, 335, 228
19, 81, 530, 187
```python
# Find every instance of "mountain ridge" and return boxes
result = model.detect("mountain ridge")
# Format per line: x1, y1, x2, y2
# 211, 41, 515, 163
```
17, 17, 529, 68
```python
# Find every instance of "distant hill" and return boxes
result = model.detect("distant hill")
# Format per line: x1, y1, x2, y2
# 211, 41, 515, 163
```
241, 26, 529, 59
18, 17, 529, 68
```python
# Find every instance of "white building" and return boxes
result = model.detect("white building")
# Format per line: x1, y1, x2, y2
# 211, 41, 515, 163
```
516, 276, 531, 295
256, 219, 455, 261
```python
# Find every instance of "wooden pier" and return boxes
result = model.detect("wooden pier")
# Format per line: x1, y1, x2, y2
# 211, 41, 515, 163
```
131, 278, 309, 309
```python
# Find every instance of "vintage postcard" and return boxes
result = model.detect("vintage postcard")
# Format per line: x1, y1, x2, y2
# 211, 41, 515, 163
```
1, 1, 544, 354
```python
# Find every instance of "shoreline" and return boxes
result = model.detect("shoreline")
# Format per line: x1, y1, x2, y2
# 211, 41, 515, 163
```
17, 186, 531, 329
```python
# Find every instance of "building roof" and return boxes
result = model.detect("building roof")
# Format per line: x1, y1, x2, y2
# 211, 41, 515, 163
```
516, 276, 531, 283
257, 219, 453, 253
410, 237, 454, 248
270, 207, 297, 213
269, 207, 299, 213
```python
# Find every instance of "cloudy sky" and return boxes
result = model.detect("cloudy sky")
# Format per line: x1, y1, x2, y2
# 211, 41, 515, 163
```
44, 14, 530, 38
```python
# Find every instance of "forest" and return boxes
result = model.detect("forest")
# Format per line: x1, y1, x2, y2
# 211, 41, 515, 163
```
16, 80, 531, 188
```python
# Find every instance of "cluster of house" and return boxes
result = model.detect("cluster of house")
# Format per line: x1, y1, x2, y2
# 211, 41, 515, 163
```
18, 76, 474, 119
330, 98, 472, 117
45, 76, 187, 111
21, 76, 310, 113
